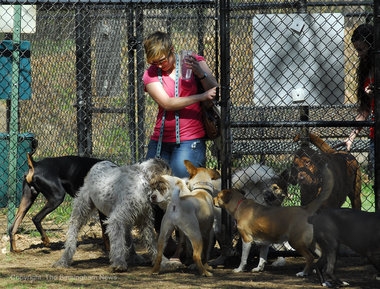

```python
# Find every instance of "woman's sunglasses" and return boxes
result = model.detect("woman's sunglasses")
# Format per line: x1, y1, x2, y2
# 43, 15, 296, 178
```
150, 51, 172, 66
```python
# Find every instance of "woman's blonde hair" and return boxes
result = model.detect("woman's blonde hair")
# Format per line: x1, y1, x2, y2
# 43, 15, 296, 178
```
143, 31, 173, 64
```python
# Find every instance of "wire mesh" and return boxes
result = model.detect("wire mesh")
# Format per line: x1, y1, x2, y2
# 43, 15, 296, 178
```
0, 1, 376, 249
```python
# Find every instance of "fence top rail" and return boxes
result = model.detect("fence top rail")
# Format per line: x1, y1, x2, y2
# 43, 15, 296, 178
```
230, 0, 373, 10
0, 0, 214, 4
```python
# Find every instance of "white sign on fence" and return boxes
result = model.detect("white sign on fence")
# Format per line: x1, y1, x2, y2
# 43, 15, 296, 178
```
0, 5, 36, 34
253, 13, 345, 106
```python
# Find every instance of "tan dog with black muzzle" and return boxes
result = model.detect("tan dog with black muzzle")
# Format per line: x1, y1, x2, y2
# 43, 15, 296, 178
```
213, 164, 334, 277
151, 160, 220, 277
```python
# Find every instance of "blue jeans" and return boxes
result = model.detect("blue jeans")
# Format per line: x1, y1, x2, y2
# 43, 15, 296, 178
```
146, 139, 206, 178
369, 139, 375, 177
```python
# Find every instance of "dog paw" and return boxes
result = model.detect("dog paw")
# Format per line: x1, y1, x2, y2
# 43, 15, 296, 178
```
296, 271, 308, 277
322, 281, 332, 287
203, 263, 213, 271
376, 274, 380, 281
52, 260, 69, 268
111, 263, 128, 272
202, 270, 213, 277
251, 266, 264, 272
233, 267, 243, 273
322, 280, 349, 287
161, 259, 184, 270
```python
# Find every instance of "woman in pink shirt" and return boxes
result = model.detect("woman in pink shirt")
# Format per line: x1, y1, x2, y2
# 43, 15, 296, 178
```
143, 31, 218, 178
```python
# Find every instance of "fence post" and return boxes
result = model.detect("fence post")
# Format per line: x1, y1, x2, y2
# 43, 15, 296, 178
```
7, 4, 21, 229
219, 0, 232, 248
298, 0, 310, 146
374, 0, 380, 211
75, 5, 93, 156
136, 8, 145, 162
127, 8, 136, 164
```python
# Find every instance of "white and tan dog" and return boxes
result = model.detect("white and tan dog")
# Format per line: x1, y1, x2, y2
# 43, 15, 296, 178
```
150, 172, 218, 265
213, 164, 334, 276
151, 163, 289, 267
151, 160, 220, 277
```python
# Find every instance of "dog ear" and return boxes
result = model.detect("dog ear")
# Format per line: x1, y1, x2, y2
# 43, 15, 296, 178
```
150, 176, 167, 191
294, 133, 310, 148
184, 160, 197, 177
210, 169, 221, 180
221, 189, 233, 204
149, 177, 159, 189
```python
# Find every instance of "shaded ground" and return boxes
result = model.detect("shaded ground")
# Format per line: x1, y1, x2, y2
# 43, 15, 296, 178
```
1, 231, 379, 289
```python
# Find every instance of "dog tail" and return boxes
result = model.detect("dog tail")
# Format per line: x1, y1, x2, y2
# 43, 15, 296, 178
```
304, 164, 334, 215
169, 179, 190, 212
294, 132, 336, 154
25, 153, 35, 184
168, 183, 182, 216
308, 132, 336, 154
171, 185, 180, 202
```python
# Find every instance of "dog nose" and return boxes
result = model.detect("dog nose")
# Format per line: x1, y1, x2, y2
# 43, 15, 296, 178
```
151, 195, 157, 202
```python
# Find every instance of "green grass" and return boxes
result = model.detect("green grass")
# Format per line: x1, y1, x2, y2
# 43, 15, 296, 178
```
284, 182, 375, 212
343, 182, 375, 212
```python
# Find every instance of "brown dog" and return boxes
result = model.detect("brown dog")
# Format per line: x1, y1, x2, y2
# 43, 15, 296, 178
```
213, 164, 334, 276
292, 132, 361, 209
151, 160, 220, 277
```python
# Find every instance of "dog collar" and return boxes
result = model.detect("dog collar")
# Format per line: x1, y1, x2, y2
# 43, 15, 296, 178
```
234, 198, 246, 214
191, 181, 215, 196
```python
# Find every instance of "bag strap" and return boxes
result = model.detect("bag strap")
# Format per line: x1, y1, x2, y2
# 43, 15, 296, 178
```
156, 55, 180, 158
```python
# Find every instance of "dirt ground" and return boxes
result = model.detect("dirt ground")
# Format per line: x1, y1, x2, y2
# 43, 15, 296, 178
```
1, 230, 379, 289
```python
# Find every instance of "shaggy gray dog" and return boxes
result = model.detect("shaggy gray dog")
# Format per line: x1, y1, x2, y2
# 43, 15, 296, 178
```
53, 158, 171, 271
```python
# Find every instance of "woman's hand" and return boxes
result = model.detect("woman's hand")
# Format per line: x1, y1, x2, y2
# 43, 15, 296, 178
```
201, 87, 217, 102
184, 54, 219, 90
200, 87, 217, 109
344, 128, 360, 151
184, 54, 204, 78
365, 83, 374, 95
344, 138, 353, 151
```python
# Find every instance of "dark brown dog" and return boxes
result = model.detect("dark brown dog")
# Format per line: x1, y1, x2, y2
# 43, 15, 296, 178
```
292, 132, 361, 209
213, 164, 334, 276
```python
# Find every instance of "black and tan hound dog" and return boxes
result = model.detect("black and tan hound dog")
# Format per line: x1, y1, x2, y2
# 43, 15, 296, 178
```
8, 153, 104, 252
292, 132, 361, 210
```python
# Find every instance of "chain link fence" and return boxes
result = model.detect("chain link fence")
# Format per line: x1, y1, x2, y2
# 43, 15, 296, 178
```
225, 0, 375, 210
0, 0, 377, 248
